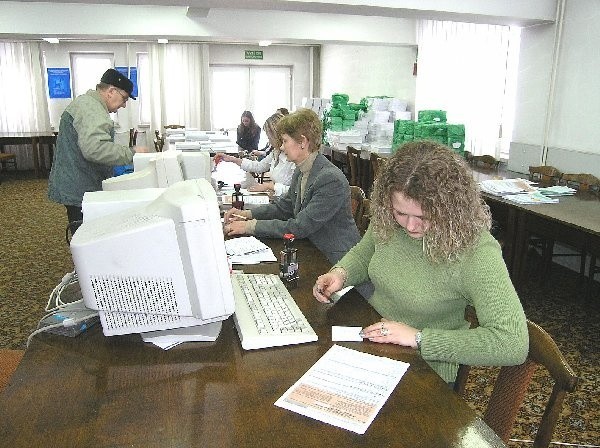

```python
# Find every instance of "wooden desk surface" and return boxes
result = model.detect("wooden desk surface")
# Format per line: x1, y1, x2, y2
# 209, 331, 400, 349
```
0, 239, 504, 448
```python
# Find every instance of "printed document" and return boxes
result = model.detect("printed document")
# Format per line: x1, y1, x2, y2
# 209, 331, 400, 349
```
275, 344, 409, 434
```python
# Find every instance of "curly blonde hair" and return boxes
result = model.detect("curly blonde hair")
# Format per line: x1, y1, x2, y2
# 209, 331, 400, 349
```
276, 108, 322, 153
371, 140, 491, 262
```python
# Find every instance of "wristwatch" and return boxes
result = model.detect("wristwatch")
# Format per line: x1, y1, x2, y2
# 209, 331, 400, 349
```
415, 330, 423, 350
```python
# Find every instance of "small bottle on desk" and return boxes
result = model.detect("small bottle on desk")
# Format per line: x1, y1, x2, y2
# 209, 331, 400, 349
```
279, 233, 299, 289
232, 183, 244, 210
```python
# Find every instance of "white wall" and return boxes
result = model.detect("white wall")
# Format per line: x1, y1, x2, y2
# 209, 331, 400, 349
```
320, 44, 417, 110
509, 0, 600, 176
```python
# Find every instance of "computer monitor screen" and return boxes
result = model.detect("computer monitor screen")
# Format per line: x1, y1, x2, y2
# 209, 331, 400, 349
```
102, 150, 212, 191
70, 179, 235, 338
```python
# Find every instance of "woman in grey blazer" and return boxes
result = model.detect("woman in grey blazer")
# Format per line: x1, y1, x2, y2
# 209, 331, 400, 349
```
224, 108, 361, 266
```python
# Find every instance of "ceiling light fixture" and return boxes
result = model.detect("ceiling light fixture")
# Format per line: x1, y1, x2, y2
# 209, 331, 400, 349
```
258, 40, 272, 47
42, 37, 60, 44
157, 38, 168, 44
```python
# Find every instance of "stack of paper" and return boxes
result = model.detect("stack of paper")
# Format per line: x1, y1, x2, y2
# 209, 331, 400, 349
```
225, 236, 277, 264
479, 178, 536, 196
502, 191, 559, 204
537, 185, 576, 196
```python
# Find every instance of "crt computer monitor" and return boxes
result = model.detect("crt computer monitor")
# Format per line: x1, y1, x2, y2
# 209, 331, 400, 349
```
101, 150, 212, 191
70, 178, 235, 339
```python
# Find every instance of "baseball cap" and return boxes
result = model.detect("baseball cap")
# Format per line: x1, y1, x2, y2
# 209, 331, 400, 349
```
100, 68, 136, 100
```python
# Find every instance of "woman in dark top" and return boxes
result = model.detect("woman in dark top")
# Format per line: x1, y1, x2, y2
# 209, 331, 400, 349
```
236, 110, 261, 153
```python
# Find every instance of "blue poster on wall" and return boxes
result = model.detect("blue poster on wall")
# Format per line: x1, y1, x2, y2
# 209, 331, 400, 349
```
115, 66, 138, 98
47, 68, 72, 99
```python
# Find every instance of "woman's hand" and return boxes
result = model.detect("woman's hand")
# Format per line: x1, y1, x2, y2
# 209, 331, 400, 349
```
223, 220, 249, 237
214, 153, 241, 166
248, 182, 273, 193
223, 207, 251, 223
313, 271, 345, 303
360, 319, 420, 348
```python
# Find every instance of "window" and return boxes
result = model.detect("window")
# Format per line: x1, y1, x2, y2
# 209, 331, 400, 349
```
210, 65, 291, 134
70, 53, 113, 98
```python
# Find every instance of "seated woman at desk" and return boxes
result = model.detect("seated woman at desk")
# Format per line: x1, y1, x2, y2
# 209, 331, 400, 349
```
312, 141, 528, 384
214, 112, 294, 197
224, 108, 367, 281
236, 110, 261, 154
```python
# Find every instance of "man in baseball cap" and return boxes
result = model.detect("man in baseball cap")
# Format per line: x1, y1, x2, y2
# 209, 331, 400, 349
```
48, 68, 147, 232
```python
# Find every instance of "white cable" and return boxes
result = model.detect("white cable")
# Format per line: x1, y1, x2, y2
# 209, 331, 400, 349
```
45, 271, 78, 312
26, 322, 64, 347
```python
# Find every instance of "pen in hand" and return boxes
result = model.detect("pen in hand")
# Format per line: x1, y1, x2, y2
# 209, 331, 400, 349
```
231, 213, 248, 221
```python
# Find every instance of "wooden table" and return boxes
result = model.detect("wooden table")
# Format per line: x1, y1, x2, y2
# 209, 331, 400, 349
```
0, 239, 505, 448
482, 187, 600, 286
0, 131, 57, 178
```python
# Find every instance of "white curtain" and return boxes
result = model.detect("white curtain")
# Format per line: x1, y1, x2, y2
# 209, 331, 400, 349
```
416, 20, 520, 157
0, 42, 51, 133
148, 43, 210, 137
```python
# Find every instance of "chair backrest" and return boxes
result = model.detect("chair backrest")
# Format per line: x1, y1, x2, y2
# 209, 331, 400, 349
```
560, 173, 600, 191
128, 128, 138, 148
360, 198, 371, 234
370, 152, 385, 181
153, 130, 165, 152
349, 185, 365, 232
471, 154, 500, 170
346, 146, 362, 187
529, 166, 562, 185
455, 317, 578, 448
164, 124, 185, 130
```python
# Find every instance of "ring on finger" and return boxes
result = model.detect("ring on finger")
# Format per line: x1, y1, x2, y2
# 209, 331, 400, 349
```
380, 326, 389, 336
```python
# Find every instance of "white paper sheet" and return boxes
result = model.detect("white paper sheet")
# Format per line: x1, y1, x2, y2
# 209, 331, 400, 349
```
331, 326, 363, 342
225, 236, 277, 264
275, 345, 409, 434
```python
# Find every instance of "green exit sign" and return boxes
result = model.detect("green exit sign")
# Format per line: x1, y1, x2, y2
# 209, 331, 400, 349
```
245, 50, 263, 60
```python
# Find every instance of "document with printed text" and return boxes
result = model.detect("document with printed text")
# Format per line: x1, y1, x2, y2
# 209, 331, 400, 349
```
274, 345, 410, 434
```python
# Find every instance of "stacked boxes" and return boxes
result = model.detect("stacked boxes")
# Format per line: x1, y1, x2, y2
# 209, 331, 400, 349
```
446, 124, 465, 155
392, 109, 465, 155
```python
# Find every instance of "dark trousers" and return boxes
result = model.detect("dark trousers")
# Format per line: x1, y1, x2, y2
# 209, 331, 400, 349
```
65, 205, 83, 236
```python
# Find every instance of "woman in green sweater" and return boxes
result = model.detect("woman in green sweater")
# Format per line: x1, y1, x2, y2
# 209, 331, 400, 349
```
313, 141, 528, 383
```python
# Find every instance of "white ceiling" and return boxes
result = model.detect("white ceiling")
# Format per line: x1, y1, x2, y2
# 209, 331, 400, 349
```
1, 0, 556, 44
5, 0, 556, 26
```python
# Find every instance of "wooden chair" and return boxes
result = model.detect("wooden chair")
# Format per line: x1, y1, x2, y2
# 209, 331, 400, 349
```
0, 151, 17, 184
350, 185, 366, 233
560, 173, 600, 191
529, 166, 562, 186
128, 128, 138, 148
164, 124, 185, 130
0, 349, 24, 393
153, 130, 165, 152
454, 318, 579, 448
471, 154, 500, 170
360, 198, 371, 234
346, 146, 362, 188
464, 150, 474, 164
369, 152, 383, 180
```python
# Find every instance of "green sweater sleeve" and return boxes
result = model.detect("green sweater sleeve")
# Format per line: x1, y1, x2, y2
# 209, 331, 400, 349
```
335, 225, 375, 287
420, 235, 529, 368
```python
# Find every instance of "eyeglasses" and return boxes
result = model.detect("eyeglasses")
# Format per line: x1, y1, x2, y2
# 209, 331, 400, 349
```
113, 87, 129, 102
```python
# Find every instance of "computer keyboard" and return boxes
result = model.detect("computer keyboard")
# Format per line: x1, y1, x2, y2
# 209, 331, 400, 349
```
231, 273, 318, 350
